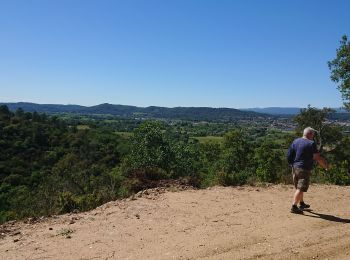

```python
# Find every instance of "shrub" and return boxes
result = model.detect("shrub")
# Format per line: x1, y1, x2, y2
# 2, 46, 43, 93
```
217, 169, 253, 186
325, 161, 350, 185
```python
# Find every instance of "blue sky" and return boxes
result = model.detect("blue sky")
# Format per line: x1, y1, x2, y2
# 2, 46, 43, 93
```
0, 0, 349, 108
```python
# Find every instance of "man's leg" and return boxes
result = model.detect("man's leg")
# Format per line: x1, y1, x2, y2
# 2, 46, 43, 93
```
291, 168, 304, 214
299, 171, 311, 209
293, 189, 303, 205
291, 189, 304, 214
299, 192, 310, 209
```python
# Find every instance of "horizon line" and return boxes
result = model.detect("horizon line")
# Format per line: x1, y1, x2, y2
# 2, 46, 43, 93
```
1, 100, 346, 110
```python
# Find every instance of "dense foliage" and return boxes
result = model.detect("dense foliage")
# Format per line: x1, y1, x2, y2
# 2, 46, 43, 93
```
328, 35, 350, 110
1, 105, 349, 223
1, 102, 269, 121
0, 106, 124, 222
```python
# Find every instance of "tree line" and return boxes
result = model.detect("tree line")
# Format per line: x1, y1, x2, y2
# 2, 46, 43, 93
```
1, 105, 349, 223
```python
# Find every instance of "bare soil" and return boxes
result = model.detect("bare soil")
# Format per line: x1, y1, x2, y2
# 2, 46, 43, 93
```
1, 184, 350, 260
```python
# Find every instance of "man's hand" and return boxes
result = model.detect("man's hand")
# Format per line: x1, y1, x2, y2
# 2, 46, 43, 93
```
314, 153, 329, 170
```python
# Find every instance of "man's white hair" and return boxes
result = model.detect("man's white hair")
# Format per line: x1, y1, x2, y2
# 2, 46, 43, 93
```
303, 127, 316, 137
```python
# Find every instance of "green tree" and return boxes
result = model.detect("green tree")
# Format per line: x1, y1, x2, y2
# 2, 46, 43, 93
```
328, 35, 350, 110
254, 140, 283, 183
0, 105, 11, 122
218, 129, 253, 185
221, 129, 252, 173
133, 121, 172, 170
170, 141, 201, 184
124, 121, 173, 180
200, 141, 221, 166
0, 107, 123, 222
293, 106, 343, 151
325, 160, 350, 185
199, 141, 222, 187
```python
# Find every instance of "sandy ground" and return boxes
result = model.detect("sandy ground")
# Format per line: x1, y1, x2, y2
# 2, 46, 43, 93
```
1, 184, 350, 260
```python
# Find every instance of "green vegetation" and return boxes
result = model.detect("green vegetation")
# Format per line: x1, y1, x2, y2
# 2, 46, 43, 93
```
1, 102, 270, 121
329, 35, 350, 110
192, 136, 223, 143
0, 106, 124, 223
0, 104, 349, 224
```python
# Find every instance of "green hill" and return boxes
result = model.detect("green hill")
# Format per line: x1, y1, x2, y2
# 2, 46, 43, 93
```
1, 102, 270, 121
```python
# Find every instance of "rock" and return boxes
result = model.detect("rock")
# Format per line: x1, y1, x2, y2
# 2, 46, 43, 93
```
13, 239, 19, 243
49, 228, 53, 230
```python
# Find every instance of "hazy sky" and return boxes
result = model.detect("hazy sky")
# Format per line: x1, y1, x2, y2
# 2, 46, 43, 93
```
0, 0, 349, 108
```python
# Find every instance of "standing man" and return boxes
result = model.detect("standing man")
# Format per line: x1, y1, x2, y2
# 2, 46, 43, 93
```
287, 127, 329, 214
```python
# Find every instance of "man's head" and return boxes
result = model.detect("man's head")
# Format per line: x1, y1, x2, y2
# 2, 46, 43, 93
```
303, 127, 316, 140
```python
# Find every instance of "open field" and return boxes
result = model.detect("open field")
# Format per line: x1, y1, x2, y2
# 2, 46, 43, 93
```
192, 136, 223, 143
1, 184, 350, 260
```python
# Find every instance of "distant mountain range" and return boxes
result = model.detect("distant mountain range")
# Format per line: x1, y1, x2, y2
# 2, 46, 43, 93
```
1, 102, 349, 121
0, 102, 271, 121
242, 107, 349, 115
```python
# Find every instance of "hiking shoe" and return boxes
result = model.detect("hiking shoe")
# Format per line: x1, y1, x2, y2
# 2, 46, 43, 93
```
299, 201, 310, 209
291, 205, 303, 214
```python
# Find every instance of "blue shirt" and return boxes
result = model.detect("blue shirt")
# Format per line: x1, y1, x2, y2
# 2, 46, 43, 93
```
287, 137, 318, 171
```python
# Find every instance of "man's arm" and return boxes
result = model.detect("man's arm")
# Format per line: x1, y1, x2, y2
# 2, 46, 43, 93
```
287, 146, 295, 165
313, 153, 329, 170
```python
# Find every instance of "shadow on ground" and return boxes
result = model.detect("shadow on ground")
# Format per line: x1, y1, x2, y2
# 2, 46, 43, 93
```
302, 209, 350, 223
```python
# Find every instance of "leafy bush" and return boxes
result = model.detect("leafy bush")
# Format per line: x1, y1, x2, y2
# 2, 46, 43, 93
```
325, 161, 350, 185
58, 191, 78, 213
217, 169, 253, 186
254, 141, 284, 183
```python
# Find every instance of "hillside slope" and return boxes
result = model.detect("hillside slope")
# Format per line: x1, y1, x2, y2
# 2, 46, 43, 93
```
1, 102, 269, 121
1, 185, 350, 259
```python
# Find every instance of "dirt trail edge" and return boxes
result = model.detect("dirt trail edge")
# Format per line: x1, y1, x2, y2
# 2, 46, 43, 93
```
1, 184, 350, 260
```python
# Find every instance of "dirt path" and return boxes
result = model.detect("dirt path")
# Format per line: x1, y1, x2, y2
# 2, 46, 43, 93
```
1, 184, 350, 260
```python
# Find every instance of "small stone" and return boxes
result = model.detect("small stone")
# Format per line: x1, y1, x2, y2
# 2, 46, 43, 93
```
66, 235, 72, 239
49, 228, 53, 230
13, 239, 19, 243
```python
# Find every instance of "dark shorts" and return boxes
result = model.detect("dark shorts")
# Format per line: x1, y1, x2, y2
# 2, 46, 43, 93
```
292, 168, 311, 192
